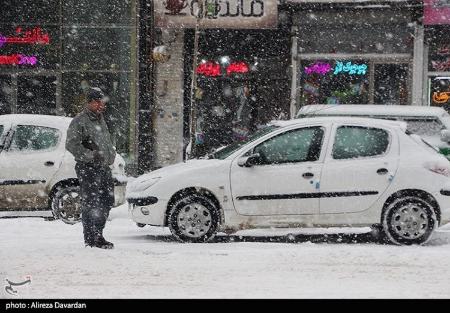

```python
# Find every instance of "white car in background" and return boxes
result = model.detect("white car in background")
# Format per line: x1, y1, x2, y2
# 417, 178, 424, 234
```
296, 104, 450, 158
0, 114, 127, 224
127, 117, 450, 245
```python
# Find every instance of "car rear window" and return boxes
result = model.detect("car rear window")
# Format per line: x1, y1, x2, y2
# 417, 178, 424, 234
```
332, 126, 390, 159
9, 125, 60, 151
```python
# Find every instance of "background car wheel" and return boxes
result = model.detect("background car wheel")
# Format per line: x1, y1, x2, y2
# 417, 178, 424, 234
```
51, 186, 82, 225
168, 193, 220, 243
382, 196, 437, 245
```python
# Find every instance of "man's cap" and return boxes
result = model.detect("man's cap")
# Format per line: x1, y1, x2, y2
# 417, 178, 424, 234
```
87, 87, 106, 102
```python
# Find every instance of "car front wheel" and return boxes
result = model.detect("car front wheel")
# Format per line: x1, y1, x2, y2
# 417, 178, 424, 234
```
51, 186, 82, 225
168, 194, 220, 243
382, 196, 438, 245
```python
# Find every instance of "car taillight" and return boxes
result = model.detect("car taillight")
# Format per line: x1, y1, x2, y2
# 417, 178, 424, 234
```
424, 161, 450, 177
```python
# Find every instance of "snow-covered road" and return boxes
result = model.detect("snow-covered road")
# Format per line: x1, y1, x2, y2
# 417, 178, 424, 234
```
1, 204, 450, 299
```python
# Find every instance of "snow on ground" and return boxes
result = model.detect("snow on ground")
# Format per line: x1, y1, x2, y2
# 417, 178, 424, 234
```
1, 204, 450, 299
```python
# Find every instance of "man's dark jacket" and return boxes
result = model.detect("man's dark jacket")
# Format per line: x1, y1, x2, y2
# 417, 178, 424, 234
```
66, 109, 116, 166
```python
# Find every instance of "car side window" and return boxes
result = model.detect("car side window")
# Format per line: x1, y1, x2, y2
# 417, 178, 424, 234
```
332, 126, 389, 160
253, 127, 324, 165
9, 125, 60, 152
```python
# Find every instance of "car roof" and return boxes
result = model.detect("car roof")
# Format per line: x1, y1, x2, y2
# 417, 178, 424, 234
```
0, 114, 72, 129
297, 104, 449, 118
272, 116, 407, 131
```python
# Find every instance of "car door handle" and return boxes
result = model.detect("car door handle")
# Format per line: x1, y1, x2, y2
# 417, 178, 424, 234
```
377, 168, 388, 175
302, 172, 314, 179
44, 161, 55, 167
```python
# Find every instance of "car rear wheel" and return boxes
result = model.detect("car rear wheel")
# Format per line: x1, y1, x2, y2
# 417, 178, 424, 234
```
382, 196, 437, 245
51, 186, 82, 225
168, 194, 220, 243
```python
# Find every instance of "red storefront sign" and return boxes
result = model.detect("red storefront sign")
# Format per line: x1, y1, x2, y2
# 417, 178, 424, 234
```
0, 54, 38, 66
424, 0, 450, 25
196, 60, 249, 77
0, 27, 50, 48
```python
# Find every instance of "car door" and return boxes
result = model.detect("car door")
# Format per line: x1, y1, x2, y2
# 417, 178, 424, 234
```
0, 124, 63, 209
230, 125, 328, 216
319, 124, 399, 214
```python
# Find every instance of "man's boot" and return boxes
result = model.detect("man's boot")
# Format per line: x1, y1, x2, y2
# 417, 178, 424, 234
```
95, 236, 114, 249
93, 230, 114, 249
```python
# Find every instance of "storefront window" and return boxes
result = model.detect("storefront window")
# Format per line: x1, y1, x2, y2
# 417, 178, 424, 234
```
429, 77, 450, 110
17, 75, 57, 115
62, 27, 131, 71
62, 0, 132, 25
299, 60, 409, 105
0, 76, 13, 115
428, 38, 450, 72
0, 0, 59, 24
299, 60, 370, 105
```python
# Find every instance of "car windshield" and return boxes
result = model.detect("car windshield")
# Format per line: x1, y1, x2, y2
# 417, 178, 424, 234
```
210, 125, 278, 160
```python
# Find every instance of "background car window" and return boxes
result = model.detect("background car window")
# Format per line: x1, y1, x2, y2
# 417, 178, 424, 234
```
254, 127, 324, 164
9, 125, 60, 151
402, 118, 444, 137
332, 126, 389, 159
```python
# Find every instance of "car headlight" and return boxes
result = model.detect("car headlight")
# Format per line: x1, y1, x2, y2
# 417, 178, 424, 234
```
134, 177, 162, 192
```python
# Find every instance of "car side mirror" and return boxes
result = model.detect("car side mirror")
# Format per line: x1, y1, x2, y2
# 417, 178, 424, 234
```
238, 153, 261, 167
441, 130, 450, 143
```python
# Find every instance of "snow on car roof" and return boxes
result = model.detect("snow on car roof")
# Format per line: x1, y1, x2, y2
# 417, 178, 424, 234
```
297, 104, 449, 118
0, 114, 72, 129
272, 116, 407, 131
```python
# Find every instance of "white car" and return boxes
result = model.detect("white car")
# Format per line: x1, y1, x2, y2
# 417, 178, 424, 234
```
0, 114, 127, 224
126, 117, 450, 245
297, 104, 450, 158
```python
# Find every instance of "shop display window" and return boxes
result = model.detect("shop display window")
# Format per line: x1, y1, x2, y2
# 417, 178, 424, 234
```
299, 60, 370, 105
299, 60, 409, 105
429, 77, 450, 110
0, 0, 59, 24
429, 43, 450, 72
62, 0, 131, 25
62, 27, 131, 71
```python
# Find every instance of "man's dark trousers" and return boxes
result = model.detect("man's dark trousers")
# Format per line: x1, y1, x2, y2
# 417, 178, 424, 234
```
75, 162, 114, 245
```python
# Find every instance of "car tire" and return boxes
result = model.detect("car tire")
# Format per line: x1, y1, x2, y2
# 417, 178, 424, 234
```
168, 193, 220, 243
51, 186, 82, 225
382, 196, 438, 245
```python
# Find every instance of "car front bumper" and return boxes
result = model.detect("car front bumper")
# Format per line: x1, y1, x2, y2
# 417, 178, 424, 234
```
128, 196, 167, 226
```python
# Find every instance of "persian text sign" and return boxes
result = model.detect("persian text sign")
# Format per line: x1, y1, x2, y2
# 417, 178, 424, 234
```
155, 0, 278, 29
424, 0, 450, 25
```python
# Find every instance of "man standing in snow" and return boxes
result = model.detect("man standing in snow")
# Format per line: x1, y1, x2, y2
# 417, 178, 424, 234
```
66, 87, 116, 249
